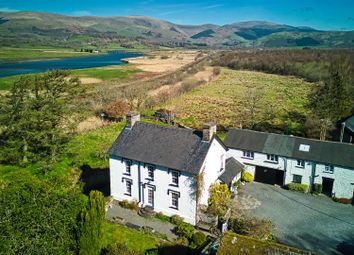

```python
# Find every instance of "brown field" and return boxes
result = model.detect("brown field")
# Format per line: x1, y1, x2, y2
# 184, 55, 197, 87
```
123, 50, 204, 73
162, 68, 313, 135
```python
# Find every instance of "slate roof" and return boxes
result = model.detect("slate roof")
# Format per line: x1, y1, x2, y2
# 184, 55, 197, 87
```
219, 158, 244, 185
225, 128, 354, 169
343, 115, 354, 133
109, 122, 218, 174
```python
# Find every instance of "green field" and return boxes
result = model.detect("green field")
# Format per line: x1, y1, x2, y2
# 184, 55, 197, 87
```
72, 66, 141, 80
0, 65, 142, 90
0, 47, 95, 62
163, 68, 313, 135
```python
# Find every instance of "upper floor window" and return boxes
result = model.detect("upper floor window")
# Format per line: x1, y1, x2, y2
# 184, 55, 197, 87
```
170, 170, 179, 186
324, 165, 334, 174
243, 151, 254, 159
220, 154, 225, 171
296, 160, 305, 168
125, 160, 132, 175
147, 165, 155, 180
266, 154, 278, 163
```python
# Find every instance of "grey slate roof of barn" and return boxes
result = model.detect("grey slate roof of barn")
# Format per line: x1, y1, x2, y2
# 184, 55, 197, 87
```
225, 128, 354, 169
219, 158, 244, 185
343, 115, 354, 133
109, 122, 216, 174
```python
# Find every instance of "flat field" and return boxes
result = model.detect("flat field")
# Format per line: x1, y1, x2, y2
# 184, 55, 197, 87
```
163, 68, 313, 135
0, 47, 93, 62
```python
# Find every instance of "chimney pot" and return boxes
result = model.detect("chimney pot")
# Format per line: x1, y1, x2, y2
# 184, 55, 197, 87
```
203, 122, 217, 141
126, 112, 140, 128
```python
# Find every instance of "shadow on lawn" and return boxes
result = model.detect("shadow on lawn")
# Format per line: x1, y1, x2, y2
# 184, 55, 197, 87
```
80, 165, 110, 196
156, 245, 198, 255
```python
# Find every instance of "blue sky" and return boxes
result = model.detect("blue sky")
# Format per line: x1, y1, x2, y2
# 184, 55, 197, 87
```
0, 0, 353, 30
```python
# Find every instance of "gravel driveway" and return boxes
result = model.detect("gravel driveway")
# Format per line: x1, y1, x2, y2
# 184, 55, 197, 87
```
232, 182, 354, 255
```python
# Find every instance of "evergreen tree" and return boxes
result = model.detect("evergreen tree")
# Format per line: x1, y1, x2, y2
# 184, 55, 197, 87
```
0, 70, 82, 165
78, 190, 105, 255
309, 57, 353, 139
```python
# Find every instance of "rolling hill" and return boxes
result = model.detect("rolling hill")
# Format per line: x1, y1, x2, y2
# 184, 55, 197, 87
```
0, 11, 353, 48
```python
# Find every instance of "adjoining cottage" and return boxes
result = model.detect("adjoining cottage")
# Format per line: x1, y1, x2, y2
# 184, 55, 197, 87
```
225, 128, 354, 199
109, 113, 242, 225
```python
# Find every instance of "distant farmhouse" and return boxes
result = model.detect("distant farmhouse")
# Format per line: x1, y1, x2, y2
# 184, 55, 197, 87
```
109, 114, 354, 225
109, 113, 241, 225
225, 129, 354, 199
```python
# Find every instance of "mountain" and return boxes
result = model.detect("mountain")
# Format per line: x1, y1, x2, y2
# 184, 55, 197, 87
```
0, 11, 353, 48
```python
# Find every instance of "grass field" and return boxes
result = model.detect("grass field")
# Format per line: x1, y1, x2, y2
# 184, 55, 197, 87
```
163, 68, 313, 135
0, 47, 94, 62
72, 65, 141, 81
102, 223, 159, 253
0, 65, 142, 90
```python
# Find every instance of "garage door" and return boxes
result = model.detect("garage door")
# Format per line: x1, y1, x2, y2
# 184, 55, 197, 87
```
255, 166, 284, 186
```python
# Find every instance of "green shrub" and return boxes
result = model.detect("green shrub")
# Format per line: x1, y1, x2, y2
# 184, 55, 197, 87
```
176, 222, 195, 239
208, 183, 231, 217
191, 231, 207, 248
313, 183, 322, 195
228, 215, 275, 241
287, 183, 308, 193
118, 200, 139, 211
241, 171, 254, 182
155, 212, 170, 222
119, 200, 130, 209
233, 180, 241, 189
170, 214, 184, 225
128, 201, 139, 211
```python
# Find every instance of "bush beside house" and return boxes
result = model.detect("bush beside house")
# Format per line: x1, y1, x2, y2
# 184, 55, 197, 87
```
241, 171, 254, 182
312, 183, 322, 195
286, 183, 308, 193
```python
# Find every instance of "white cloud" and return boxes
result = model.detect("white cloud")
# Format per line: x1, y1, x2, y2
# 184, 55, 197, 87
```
202, 4, 224, 10
71, 10, 92, 16
0, 7, 19, 12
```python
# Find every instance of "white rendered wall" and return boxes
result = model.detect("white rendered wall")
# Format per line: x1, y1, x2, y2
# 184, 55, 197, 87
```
199, 138, 227, 206
227, 149, 354, 199
110, 156, 197, 224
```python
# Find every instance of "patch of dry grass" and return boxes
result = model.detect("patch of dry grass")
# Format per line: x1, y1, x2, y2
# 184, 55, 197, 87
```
163, 68, 313, 135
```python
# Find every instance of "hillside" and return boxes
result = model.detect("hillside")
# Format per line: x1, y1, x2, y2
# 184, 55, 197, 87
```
0, 11, 353, 49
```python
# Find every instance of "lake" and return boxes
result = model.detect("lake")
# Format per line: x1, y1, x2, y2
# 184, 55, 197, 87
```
0, 51, 143, 78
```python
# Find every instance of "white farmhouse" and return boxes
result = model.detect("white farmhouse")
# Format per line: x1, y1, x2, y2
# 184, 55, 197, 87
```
109, 113, 242, 225
225, 128, 354, 199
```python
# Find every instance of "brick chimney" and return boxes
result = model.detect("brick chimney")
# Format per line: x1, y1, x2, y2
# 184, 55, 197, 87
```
202, 122, 217, 141
126, 112, 140, 128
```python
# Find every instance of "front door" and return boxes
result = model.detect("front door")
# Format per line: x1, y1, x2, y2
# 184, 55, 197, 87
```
322, 177, 334, 196
147, 187, 154, 207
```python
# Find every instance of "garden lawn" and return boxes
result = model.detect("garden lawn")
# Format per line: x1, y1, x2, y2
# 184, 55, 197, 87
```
102, 223, 158, 253
0, 118, 173, 179
163, 68, 313, 135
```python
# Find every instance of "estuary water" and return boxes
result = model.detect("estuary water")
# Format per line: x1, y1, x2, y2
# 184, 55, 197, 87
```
0, 51, 143, 78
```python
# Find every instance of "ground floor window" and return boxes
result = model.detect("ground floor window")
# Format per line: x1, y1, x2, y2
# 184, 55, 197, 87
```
171, 192, 179, 210
293, 174, 302, 184
148, 188, 154, 205
125, 180, 132, 196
